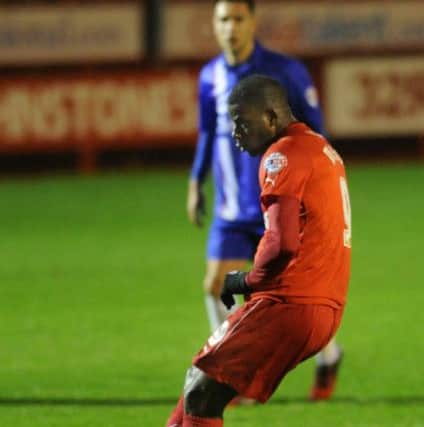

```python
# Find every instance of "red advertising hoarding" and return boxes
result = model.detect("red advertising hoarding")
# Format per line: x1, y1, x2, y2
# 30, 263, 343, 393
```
0, 70, 199, 165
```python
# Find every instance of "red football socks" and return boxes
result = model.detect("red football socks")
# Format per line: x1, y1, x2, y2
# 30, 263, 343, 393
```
183, 414, 223, 427
165, 395, 184, 427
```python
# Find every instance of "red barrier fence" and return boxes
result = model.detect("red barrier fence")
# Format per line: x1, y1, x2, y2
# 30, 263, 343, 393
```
1, 55, 424, 171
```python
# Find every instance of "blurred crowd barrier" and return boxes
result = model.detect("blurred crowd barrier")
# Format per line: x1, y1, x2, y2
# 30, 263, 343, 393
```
0, 0, 423, 171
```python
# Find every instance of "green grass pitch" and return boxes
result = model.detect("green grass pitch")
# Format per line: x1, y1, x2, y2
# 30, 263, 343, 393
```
0, 163, 423, 427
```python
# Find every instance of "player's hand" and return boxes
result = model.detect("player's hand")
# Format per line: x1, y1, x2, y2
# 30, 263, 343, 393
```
220, 271, 250, 309
187, 180, 206, 227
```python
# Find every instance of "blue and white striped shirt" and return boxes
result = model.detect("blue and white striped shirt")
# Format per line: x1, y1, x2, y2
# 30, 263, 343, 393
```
191, 42, 324, 224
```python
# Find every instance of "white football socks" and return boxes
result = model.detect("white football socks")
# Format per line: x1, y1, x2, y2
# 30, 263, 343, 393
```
315, 341, 341, 366
205, 295, 238, 332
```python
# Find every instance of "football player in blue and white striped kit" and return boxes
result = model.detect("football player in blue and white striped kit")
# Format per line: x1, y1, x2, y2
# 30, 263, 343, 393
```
186, 0, 343, 401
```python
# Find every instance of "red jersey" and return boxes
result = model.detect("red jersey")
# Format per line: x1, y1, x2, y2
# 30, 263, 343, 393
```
246, 122, 351, 308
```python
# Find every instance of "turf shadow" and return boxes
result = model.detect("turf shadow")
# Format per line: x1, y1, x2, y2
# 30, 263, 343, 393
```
0, 396, 423, 407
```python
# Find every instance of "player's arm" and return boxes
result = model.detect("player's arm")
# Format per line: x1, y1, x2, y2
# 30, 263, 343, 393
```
220, 195, 300, 308
187, 70, 216, 227
286, 61, 325, 134
246, 195, 300, 287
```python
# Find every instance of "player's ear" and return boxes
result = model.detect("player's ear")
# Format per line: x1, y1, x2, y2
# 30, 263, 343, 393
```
264, 109, 278, 132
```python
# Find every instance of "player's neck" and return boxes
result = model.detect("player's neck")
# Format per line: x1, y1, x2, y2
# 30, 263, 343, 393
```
281, 117, 297, 135
273, 117, 296, 142
224, 40, 255, 66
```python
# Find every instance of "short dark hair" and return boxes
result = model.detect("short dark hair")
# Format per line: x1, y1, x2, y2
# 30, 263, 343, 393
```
214, 0, 255, 12
228, 74, 290, 114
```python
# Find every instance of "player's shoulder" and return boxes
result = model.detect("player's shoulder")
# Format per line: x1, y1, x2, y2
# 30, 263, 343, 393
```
261, 138, 304, 173
199, 55, 224, 84
265, 132, 316, 170
284, 128, 345, 171
260, 45, 308, 74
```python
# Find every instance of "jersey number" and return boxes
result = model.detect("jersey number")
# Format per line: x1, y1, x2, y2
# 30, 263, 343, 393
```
340, 177, 352, 248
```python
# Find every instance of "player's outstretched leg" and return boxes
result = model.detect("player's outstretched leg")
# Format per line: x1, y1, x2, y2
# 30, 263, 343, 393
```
310, 338, 343, 401
183, 366, 237, 426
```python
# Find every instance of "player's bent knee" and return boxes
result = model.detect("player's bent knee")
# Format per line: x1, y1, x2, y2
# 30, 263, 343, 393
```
184, 384, 208, 416
183, 366, 211, 415
183, 366, 236, 417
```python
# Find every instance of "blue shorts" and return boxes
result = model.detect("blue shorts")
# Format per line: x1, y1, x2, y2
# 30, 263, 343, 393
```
207, 219, 264, 260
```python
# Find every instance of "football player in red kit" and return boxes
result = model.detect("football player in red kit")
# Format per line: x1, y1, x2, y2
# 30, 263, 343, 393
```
165, 74, 351, 427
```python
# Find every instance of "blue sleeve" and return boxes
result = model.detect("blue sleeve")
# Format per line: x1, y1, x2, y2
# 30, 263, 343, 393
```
190, 69, 216, 183
285, 60, 325, 135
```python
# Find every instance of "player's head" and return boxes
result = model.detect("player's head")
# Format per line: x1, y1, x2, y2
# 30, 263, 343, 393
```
213, 1, 256, 64
214, 0, 255, 11
228, 74, 294, 156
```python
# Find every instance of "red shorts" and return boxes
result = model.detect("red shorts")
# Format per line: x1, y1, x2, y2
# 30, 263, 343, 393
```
193, 298, 343, 403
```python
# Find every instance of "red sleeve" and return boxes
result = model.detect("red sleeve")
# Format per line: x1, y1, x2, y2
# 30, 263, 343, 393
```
245, 195, 300, 289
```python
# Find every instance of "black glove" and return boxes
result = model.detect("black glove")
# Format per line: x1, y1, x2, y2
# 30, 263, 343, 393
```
220, 271, 250, 309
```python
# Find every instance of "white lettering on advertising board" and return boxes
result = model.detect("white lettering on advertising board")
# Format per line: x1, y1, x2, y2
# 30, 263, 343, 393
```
0, 72, 197, 146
